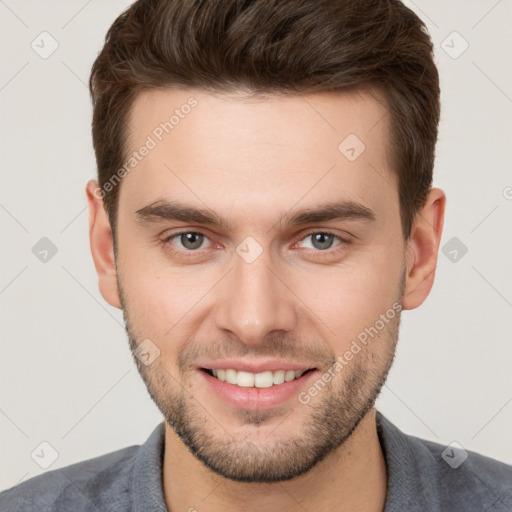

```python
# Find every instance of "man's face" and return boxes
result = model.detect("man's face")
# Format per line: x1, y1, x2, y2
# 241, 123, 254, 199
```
115, 88, 406, 482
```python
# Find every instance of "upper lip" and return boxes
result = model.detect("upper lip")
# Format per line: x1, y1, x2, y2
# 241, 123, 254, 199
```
197, 359, 317, 373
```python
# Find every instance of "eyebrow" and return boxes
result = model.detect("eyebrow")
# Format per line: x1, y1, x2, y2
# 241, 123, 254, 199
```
134, 199, 376, 230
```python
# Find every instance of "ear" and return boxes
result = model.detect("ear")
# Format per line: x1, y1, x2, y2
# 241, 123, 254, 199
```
402, 187, 446, 310
85, 180, 121, 309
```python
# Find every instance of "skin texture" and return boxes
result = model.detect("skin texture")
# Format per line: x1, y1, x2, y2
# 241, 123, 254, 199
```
86, 88, 445, 512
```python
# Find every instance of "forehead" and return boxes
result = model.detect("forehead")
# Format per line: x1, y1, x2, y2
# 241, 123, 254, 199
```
119, 87, 397, 230
127, 87, 389, 156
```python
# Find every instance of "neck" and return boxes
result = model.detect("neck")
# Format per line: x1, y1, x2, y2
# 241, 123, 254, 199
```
162, 408, 388, 512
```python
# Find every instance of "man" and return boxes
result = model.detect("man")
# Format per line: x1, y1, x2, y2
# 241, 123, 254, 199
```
1, 0, 511, 510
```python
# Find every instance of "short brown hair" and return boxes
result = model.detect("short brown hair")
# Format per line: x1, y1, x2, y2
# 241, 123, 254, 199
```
89, 0, 440, 245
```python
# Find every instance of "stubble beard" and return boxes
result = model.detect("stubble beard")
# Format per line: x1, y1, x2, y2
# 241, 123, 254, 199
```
118, 266, 405, 483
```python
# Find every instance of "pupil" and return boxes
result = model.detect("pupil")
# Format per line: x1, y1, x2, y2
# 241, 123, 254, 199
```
182, 233, 203, 250
313, 233, 333, 250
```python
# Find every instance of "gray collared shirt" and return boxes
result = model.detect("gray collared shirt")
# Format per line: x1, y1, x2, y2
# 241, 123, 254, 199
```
1, 410, 511, 511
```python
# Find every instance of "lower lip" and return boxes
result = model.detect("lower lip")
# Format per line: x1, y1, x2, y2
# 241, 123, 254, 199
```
197, 369, 320, 410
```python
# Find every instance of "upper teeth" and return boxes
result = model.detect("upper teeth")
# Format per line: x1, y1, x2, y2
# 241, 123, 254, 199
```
210, 369, 306, 388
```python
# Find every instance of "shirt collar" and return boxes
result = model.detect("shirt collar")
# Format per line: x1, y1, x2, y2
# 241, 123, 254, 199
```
376, 410, 441, 512
132, 421, 168, 511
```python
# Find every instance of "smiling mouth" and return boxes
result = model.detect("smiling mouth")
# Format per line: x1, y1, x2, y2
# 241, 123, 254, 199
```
201, 368, 316, 388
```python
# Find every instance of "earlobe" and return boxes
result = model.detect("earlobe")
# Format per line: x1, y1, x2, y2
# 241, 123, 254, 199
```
402, 188, 446, 310
85, 180, 122, 309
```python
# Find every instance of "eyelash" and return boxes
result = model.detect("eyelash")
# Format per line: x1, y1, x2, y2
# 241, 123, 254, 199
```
161, 230, 351, 258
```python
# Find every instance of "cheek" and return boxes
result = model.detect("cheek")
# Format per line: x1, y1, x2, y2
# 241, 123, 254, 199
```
121, 256, 222, 352
292, 247, 402, 345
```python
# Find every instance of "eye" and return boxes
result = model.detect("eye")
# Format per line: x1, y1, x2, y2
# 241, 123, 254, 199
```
161, 230, 350, 258
296, 231, 347, 251
164, 231, 211, 251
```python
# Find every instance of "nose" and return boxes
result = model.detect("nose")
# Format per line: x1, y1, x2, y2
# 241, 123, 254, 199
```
214, 242, 298, 348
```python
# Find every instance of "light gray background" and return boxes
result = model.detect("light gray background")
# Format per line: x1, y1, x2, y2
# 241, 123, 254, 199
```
1, 0, 511, 492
